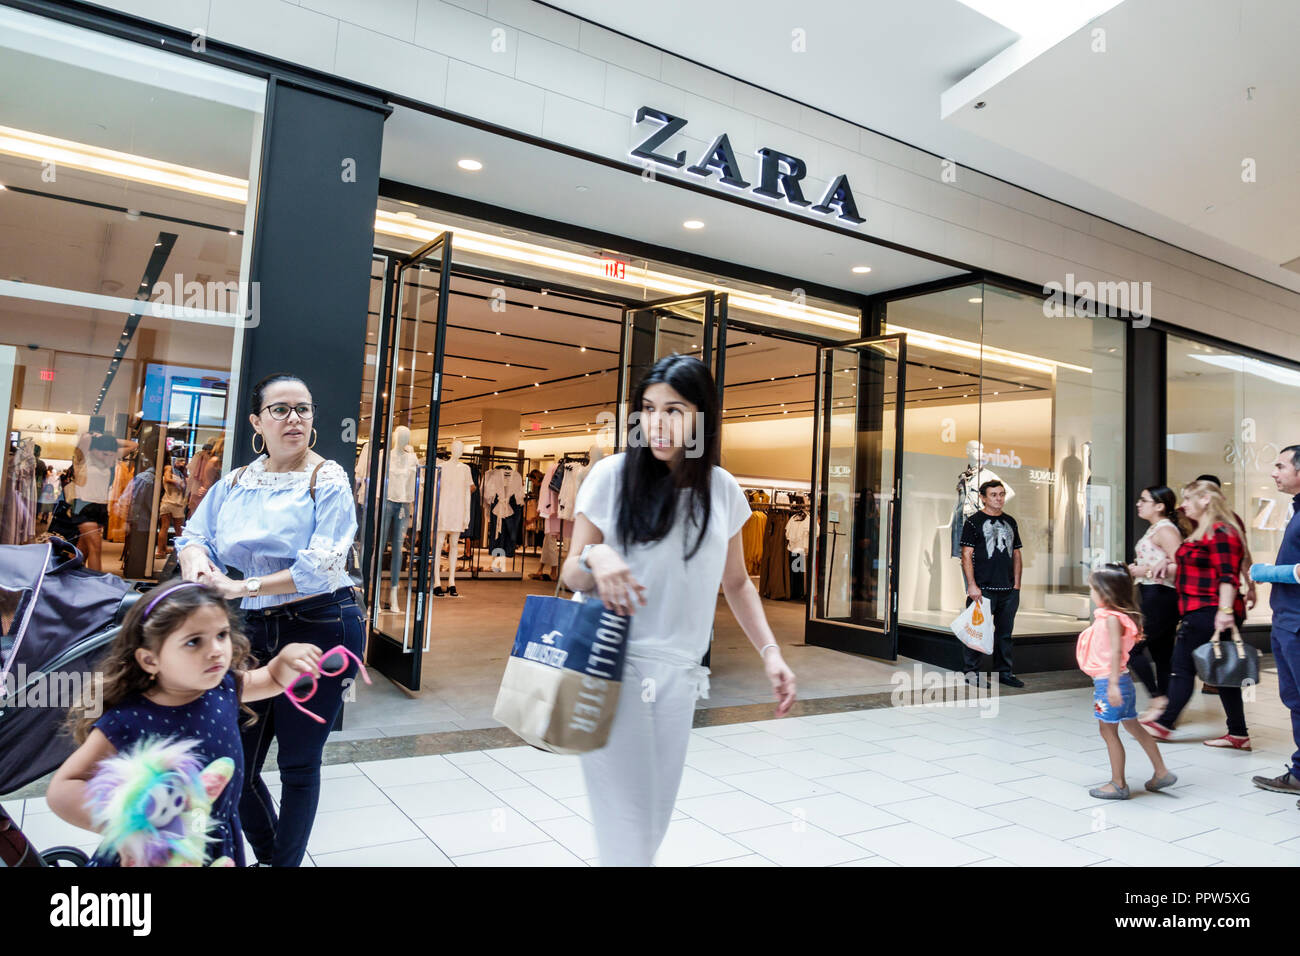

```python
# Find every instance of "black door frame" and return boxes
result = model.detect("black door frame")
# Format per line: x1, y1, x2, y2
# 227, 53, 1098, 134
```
365, 233, 453, 691
804, 333, 908, 660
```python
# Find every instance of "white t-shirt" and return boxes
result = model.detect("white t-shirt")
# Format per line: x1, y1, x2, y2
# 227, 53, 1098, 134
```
574, 454, 750, 665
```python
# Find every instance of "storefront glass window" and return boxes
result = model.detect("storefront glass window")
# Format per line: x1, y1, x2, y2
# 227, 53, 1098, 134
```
888, 282, 1126, 636
1166, 334, 1300, 626
0, 9, 265, 579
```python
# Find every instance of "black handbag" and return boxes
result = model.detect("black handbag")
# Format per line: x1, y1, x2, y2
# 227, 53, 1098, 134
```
1192, 625, 1261, 688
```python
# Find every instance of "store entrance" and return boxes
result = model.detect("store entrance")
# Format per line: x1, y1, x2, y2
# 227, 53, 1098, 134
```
351, 212, 915, 711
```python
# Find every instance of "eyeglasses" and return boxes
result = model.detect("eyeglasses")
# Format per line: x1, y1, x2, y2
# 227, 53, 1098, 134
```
283, 645, 372, 724
260, 403, 316, 421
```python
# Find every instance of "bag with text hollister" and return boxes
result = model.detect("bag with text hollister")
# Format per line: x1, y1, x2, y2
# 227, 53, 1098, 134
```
950, 597, 995, 655
492, 593, 630, 754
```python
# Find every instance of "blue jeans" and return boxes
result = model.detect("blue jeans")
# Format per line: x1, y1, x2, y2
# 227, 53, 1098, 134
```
1270, 624, 1300, 776
377, 500, 409, 584
238, 589, 365, 867
1093, 674, 1138, 722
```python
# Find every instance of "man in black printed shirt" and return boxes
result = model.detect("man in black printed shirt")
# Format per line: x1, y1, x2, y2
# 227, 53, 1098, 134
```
961, 480, 1025, 688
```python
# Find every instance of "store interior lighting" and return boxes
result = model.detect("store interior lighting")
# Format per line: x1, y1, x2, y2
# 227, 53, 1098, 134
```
0, 127, 1091, 377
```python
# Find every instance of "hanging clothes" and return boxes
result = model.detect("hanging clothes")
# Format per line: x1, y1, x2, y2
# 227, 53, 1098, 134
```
465, 462, 483, 542
785, 512, 810, 557
557, 462, 582, 520
742, 509, 766, 575
483, 465, 525, 558
759, 510, 791, 600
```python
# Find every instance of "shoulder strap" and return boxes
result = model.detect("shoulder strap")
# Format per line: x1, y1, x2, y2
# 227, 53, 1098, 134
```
309, 461, 325, 502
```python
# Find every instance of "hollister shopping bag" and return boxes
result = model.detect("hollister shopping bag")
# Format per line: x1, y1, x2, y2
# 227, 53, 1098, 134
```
950, 597, 994, 655
493, 594, 631, 755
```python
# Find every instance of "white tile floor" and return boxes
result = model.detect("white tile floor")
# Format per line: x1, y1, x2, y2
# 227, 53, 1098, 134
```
12, 678, 1300, 866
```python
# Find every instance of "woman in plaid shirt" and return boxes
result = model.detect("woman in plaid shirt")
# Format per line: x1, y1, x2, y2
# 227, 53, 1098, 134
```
1140, 480, 1251, 747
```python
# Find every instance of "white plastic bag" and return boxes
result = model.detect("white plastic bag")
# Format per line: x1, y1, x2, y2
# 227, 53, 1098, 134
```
951, 598, 994, 655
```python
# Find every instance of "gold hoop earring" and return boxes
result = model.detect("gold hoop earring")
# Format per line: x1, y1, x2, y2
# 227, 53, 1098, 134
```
252, 432, 265, 454
309, 428, 317, 449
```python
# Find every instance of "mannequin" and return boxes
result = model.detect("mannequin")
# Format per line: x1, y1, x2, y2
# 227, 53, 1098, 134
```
940, 440, 1014, 557
379, 425, 419, 611
433, 439, 474, 597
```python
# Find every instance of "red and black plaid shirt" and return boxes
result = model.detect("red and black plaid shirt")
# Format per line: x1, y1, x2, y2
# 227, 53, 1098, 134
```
1175, 523, 1245, 617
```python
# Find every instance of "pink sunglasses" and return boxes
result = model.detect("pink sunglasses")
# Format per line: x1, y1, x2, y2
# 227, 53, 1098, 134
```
283, 645, 372, 724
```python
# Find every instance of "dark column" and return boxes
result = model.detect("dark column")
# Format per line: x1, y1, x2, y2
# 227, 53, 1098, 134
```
1126, 324, 1166, 553
235, 80, 387, 471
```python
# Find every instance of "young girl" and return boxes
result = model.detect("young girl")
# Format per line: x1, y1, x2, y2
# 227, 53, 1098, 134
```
46, 581, 322, 866
1077, 565, 1177, 800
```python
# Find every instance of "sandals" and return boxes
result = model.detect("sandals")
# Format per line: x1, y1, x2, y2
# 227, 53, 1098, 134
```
1138, 718, 1173, 741
1139, 698, 1167, 723
1203, 733, 1251, 751
1089, 781, 1131, 800
1145, 771, 1178, 792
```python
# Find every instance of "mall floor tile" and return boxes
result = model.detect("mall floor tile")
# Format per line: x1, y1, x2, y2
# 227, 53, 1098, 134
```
14, 683, 1300, 867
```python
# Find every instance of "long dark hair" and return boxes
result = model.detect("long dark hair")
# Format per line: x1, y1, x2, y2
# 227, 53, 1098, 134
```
67, 583, 252, 743
1144, 484, 1191, 537
617, 355, 721, 559
1091, 564, 1144, 634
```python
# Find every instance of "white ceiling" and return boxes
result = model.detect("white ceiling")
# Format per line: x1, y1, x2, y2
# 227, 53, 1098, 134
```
541, 0, 1300, 291
378, 106, 965, 303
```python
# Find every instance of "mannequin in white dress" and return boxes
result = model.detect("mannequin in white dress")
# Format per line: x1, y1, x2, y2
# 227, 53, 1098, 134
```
433, 439, 474, 597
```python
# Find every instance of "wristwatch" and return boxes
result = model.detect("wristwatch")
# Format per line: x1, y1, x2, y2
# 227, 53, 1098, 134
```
578, 544, 598, 574
244, 577, 262, 597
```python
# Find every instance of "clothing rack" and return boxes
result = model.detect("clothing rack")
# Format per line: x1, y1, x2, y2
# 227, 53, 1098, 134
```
468, 446, 526, 580
551, 452, 591, 596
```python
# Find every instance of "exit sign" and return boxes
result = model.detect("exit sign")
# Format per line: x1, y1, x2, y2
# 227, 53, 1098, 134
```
601, 257, 626, 280
39, 368, 55, 381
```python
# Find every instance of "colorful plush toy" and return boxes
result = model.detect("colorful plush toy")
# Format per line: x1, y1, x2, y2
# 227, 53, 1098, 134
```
85, 737, 235, 867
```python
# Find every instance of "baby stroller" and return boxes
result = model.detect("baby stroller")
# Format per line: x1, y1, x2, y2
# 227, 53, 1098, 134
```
0, 536, 138, 866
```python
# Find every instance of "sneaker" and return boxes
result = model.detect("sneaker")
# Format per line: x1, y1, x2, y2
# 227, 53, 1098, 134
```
1138, 718, 1173, 741
1203, 734, 1251, 751
1252, 769, 1300, 794
998, 673, 1025, 688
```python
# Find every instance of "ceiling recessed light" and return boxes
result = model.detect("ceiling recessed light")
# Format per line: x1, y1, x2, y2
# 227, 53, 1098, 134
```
457, 159, 483, 171
683, 220, 704, 230
968, 297, 982, 303
228, 230, 238, 236
851, 266, 872, 274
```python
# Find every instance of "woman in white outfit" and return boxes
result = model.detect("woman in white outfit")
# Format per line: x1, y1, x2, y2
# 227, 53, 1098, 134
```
562, 354, 797, 866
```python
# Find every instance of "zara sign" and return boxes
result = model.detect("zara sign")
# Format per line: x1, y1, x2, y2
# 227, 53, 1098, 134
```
630, 106, 865, 225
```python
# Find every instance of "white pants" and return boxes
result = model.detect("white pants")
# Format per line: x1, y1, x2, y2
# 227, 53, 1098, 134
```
579, 656, 707, 866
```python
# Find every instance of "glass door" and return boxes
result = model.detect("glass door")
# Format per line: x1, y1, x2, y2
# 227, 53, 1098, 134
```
366, 234, 452, 691
617, 292, 727, 445
806, 334, 906, 659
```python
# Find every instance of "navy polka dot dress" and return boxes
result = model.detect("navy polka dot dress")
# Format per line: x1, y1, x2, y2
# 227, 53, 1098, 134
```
90, 673, 245, 866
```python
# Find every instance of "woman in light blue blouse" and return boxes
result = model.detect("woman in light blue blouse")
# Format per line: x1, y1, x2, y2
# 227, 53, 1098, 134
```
175, 372, 363, 867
